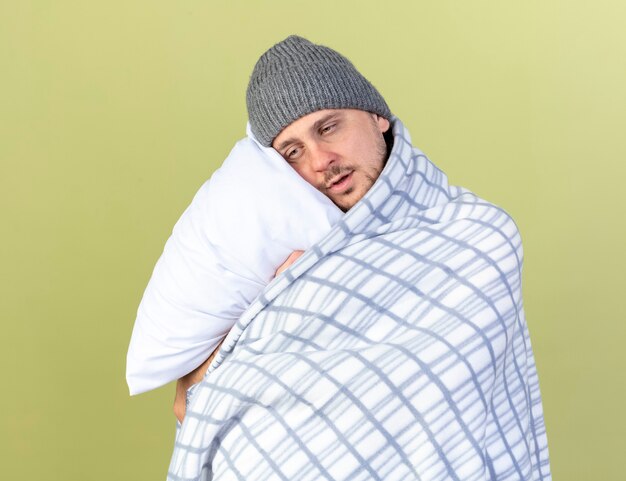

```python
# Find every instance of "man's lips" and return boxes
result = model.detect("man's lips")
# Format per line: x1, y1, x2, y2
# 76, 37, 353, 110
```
327, 170, 354, 193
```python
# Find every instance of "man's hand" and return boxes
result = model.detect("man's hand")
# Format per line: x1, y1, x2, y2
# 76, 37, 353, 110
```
173, 338, 223, 424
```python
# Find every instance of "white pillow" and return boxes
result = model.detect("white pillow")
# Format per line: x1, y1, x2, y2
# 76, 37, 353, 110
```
126, 124, 343, 395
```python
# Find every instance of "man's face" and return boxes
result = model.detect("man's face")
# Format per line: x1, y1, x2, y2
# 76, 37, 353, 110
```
272, 109, 391, 212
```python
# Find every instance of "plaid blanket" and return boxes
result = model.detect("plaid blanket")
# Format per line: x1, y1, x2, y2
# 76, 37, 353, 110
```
167, 117, 551, 481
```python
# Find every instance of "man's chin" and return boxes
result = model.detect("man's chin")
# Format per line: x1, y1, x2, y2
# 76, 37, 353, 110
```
331, 187, 358, 212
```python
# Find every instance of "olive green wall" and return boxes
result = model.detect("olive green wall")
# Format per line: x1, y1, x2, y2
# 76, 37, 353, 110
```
2, 1, 624, 479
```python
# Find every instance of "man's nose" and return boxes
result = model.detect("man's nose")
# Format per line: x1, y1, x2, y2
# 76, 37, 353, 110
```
309, 142, 336, 172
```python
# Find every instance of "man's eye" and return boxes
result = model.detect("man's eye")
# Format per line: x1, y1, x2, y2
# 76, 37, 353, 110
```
321, 124, 335, 134
287, 147, 300, 159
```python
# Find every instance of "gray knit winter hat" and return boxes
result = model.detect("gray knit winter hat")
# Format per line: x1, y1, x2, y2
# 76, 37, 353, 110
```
246, 35, 392, 147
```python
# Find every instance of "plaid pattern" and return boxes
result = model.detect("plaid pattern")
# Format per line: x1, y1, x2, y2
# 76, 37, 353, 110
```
167, 118, 551, 481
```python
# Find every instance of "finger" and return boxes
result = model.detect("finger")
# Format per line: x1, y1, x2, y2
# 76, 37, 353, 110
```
275, 250, 304, 277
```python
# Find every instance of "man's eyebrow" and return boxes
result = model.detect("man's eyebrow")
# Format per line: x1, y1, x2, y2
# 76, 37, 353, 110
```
311, 112, 340, 134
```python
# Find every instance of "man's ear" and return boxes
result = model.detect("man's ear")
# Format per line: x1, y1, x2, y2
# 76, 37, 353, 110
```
375, 114, 390, 134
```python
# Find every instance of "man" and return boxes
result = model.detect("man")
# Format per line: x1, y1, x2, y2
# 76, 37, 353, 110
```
169, 35, 551, 480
